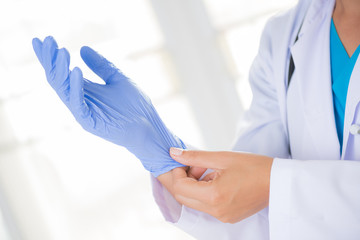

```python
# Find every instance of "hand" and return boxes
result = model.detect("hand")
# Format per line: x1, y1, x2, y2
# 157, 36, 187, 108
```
169, 148, 273, 223
32, 36, 186, 177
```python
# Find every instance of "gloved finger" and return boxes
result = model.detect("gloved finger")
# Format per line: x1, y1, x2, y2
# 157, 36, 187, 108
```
80, 46, 127, 85
52, 48, 71, 102
42, 36, 58, 77
69, 67, 92, 126
32, 38, 44, 66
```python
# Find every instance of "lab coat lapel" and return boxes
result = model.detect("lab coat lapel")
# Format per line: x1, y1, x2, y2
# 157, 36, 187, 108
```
342, 60, 360, 159
290, 0, 340, 159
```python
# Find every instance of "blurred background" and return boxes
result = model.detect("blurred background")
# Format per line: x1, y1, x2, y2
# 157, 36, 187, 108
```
0, 0, 296, 239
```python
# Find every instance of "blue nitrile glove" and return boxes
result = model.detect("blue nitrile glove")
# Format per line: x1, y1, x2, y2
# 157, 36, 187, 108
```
32, 36, 186, 177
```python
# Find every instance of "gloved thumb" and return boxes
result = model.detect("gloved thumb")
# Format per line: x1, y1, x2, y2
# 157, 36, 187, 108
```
80, 46, 128, 85
170, 148, 227, 169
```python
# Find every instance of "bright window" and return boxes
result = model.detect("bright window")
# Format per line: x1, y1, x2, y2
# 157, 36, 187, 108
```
203, 0, 297, 108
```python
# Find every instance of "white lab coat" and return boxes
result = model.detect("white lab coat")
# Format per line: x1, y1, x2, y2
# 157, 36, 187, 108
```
152, 0, 360, 239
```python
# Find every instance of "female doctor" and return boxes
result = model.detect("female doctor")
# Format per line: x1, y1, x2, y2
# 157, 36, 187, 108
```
155, 0, 360, 239
32, 0, 360, 239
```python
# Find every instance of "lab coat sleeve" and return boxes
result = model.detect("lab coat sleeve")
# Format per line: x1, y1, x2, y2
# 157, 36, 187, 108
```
150, 142, 200, 233
150, 143, 271, 239
269, 158, 360, 240
151, 174, 271, 239
231, 16, 289, 159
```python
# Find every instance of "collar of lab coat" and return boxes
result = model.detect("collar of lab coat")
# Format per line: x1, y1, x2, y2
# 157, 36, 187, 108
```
290, 0, 341, 159
343, 50, 360, 159
297, 0, 335, 39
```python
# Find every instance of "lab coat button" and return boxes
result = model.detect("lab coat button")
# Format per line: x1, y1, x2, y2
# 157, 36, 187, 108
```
350, 124, 360, 135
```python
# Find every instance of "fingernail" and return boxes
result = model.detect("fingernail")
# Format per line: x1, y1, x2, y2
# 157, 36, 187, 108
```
170, 147, 183, 156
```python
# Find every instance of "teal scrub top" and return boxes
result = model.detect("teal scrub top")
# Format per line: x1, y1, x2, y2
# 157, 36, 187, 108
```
330, 19, 360, 153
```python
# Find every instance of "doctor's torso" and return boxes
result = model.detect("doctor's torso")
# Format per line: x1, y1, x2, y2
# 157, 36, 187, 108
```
270, 0, 360, 161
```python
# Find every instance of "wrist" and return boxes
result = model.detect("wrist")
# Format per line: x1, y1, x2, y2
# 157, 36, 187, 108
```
157, 167, 187, 196
157, 170, 173, 191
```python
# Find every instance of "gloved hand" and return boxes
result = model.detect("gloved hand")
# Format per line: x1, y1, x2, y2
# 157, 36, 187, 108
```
32, 36, 186, 177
